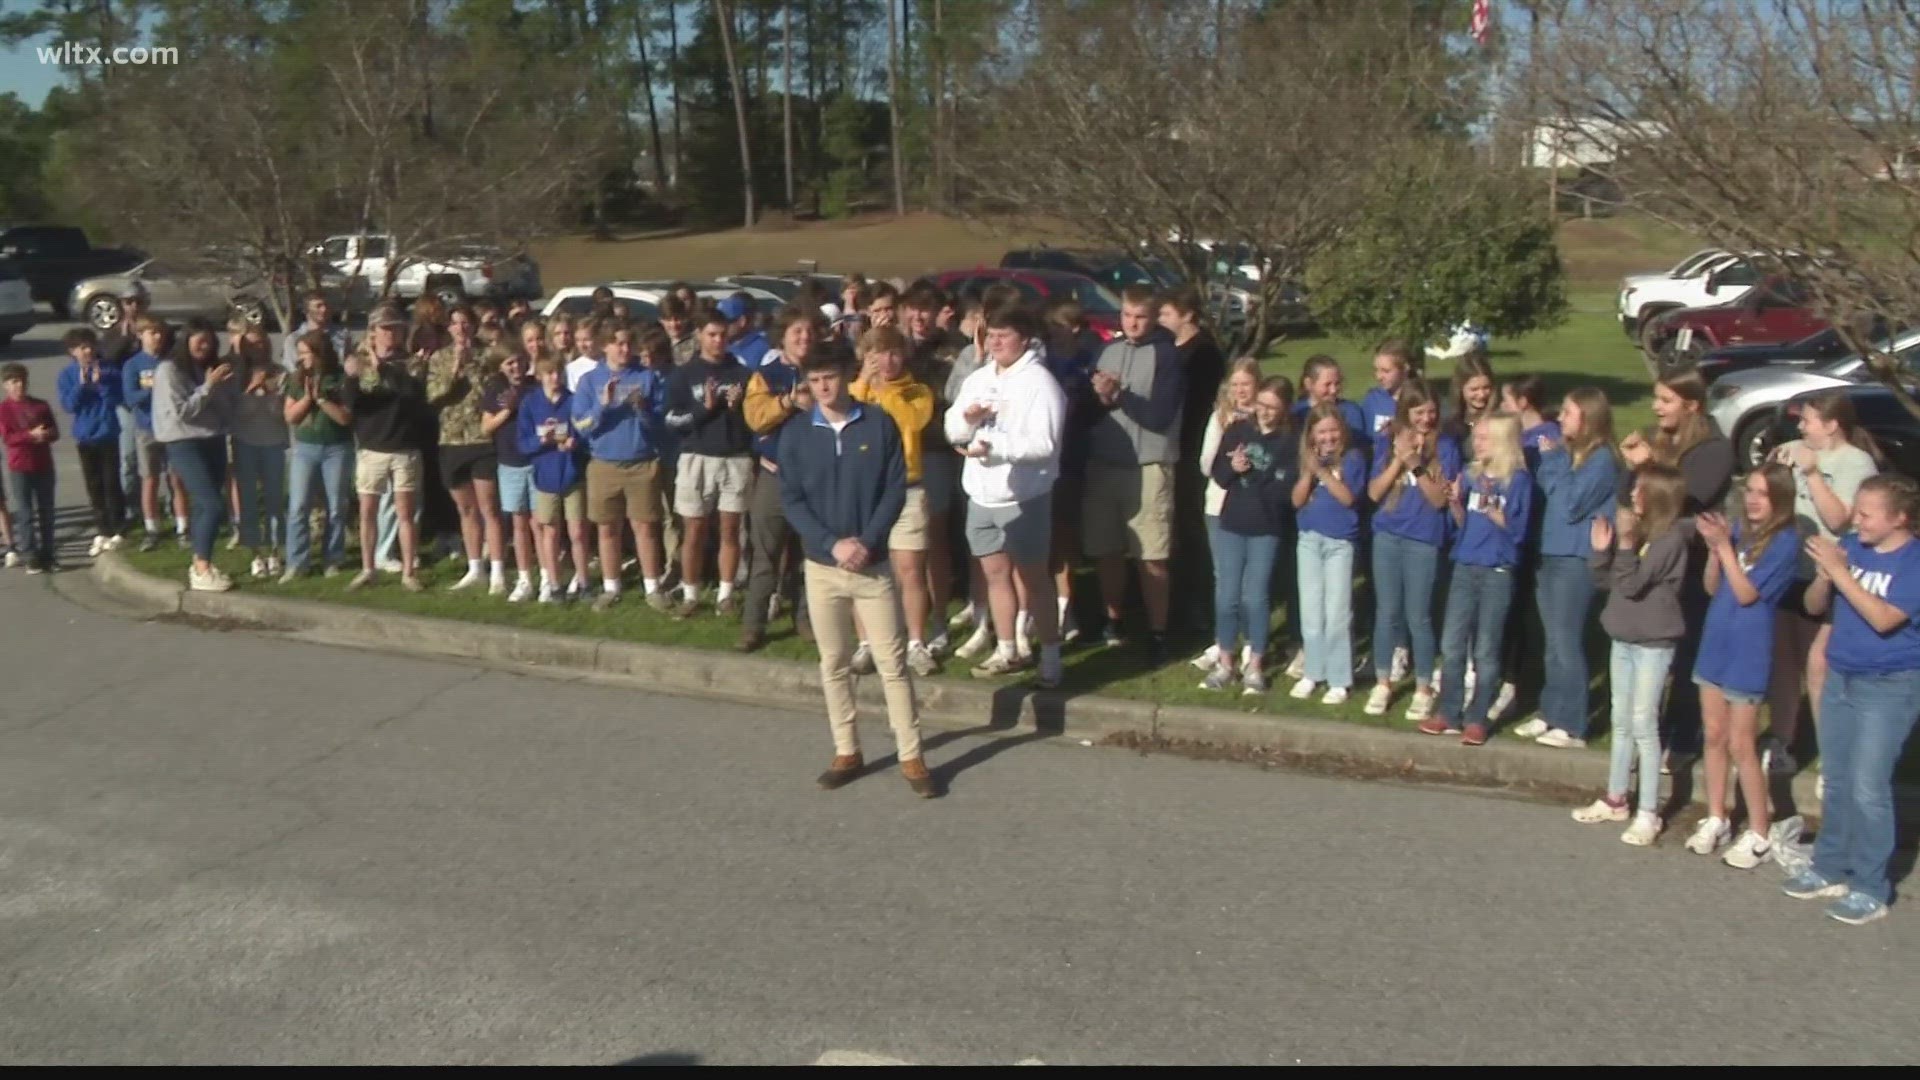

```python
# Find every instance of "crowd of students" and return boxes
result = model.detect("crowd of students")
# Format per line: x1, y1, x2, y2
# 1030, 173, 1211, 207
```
3, 273, 1917, 925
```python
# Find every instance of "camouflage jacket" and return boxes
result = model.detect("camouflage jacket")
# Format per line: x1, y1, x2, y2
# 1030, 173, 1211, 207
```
425, 344, 490, 446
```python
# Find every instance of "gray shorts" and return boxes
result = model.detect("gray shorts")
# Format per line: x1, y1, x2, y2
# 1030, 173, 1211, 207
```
132, 428, 168, 479
965, 496, 1052, 564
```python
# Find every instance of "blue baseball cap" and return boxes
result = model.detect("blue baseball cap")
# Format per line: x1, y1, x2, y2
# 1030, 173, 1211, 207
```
717, 296, 752, 323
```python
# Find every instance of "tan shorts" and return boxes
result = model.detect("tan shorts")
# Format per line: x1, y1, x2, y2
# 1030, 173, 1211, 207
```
675, 453, 753, 517
355, 448, 422, 496
888, 486, 930, 552
534, 485, 586, 526
586, 458, 666, 525
1081, 463, 1173, 560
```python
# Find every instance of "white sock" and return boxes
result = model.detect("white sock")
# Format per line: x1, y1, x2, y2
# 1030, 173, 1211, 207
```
468, 558, 484, 577
569, 573, 586, 591
603, 577, 620, 594
716, 581, 735, 602
996, 640, 1017, 661
857, 639, 870, 650
540, 570, 555, 589
909, 639, 924, 650
491, 560, 505, 579
682, 582, 699, 602
1057, 596, 1070, 622
643, 576, 660, 594
144, 518, 159, 533
517, 570, 532, 585
174, 516, 188, 534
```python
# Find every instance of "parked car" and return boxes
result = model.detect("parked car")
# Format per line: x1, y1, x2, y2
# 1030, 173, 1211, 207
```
314, 233, 542, 307
1644, 276, 1832, 369
539, 283, 783, 324
1693, 326, 1881, 385
0, 258, 35, 350
0, 225, 143, 318
999, 247, 1252, 335
1763, 383, 1920, 480
1707, 326, 1920, 470
714, 272, 847, 303
68, 258, 361, 332
1615, 248, 1796, 347
930, 268, 1122, 339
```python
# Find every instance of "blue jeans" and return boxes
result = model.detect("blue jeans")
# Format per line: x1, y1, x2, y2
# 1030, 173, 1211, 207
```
1297, 531, 1355, 688
164, 436, 228, 561
1607, 641, 1673, 815
1536, 555, 1598, 737
115, 405, 140, 514
4, 467, 54, 561
232, 441, 286, 551
286, 440, 353, 571
1438, 564, 1515, 724
1213, 528, 1280, 656
376, 488, 422, 565
1371, 531, 1440, 684
1814, 669, 1920, 903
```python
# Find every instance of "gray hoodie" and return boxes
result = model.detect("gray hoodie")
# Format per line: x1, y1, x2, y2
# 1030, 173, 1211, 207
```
1591, 521, 1694, 646
151, 358, 234, 443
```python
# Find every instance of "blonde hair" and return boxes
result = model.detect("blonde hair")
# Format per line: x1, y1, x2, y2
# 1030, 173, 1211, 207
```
1215, 357, 1263, 428
1563, 386, 1617, 470
1469, 412, 1525, 483
1631, 463, 1686, 548
1298, 400, 1354, 470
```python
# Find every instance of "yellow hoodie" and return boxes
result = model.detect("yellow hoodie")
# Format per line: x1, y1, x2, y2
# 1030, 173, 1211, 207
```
851, 374, 934, 484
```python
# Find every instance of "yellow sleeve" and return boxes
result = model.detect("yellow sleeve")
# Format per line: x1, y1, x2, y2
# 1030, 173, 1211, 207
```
743, 371, 793, 436
893, 381, 935, 435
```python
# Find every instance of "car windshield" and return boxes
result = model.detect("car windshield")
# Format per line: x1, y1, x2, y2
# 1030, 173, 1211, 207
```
1071, 279, 1122, 313
1671, 249, 1725, 277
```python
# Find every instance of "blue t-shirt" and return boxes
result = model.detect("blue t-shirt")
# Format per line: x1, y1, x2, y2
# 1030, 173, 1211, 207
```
1295, 447, 1369, 541
1370, 433, 1460, 549
1451, 469, 1534, 568
1693, 524, 1799, 695
1291, 397, 1370, 452
1520, 419, 1563, 474
1826, 534, 1920, 675
1361, 387, 1398, 441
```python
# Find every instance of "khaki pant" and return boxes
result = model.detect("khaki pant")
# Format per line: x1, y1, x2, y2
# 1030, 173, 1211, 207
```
804, 560, 921, 762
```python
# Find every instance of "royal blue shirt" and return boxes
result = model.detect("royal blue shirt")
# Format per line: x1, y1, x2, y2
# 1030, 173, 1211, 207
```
572, 363, 666, 463
121, 351, 162, 432
1295, 447, 1369, 541
516, 387, 586, 494
1370, 433, 1461, 548
1826, 534, 1920, 675
1361, 387, 1398, 441
1534, 445, 1619, 559
1693, 524, 1799, 696
1451, 469, 1534, 568
1520, 419, 1563, 474
58, 360, 123, 445
1292, 397, 1370, 452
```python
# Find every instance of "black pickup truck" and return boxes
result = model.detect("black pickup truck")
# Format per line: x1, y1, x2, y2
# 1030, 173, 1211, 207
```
0, 226, 143, 318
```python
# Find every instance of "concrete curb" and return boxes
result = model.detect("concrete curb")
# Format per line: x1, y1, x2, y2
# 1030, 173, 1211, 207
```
95, 551, 1825, 811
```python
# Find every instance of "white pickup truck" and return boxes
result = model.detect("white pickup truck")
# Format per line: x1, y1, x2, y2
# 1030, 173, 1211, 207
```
314, 233, 542, 307
1617, 248, 1777, 346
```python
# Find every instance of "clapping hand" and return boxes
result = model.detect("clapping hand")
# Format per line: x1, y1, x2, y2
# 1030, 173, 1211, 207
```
1614, 505, 1639, 546
1806, 535, 1848, 580
1229, 444, 1252, 474
1394, 428, 1422, 469
1091, 370, 1121, 405
1789, 443, 1819, 474
28, 423, 52, 442
602, 375, 620, 406
1619, 431, 1651, 467
721, 382, 743, 408
206, 362, 234, 386
1447, 474, 1465, 505
963, 401, 997, 427
1590, 515, 1614, 552
1696, 511, 1732, 550
702, 377, 718, 410
962, 439, 993, 459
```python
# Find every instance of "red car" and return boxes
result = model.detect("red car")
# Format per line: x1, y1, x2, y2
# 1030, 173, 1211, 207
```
1649, 276, 1830, 368
931, 267, 1123, 339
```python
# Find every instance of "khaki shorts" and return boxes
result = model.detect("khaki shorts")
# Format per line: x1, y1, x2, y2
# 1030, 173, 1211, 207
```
355, 448, 423, 496
534, 485, 587, 526
1081, 463, 1173, 560
586, 457, 666, 525
888, 486, 930, 552
675, 452, 753, 517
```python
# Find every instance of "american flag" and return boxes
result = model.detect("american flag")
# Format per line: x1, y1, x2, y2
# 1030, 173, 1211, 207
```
1471, 0, 1491, 46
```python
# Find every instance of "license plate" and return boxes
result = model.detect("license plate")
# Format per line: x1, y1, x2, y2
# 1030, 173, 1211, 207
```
1675, 327, 1693, 352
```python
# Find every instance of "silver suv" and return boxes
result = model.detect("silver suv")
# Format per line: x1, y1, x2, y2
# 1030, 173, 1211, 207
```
1707, 327, 1920, 470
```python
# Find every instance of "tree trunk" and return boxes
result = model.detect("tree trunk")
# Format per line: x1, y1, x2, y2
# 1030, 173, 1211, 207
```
931, 0, 943, 210
716, 0, 756, 228
667, 0, 684, 187
636, 0, 669, 189
783, 2, 796, 210
885, 0, 906, 215
805, 0, 821, 215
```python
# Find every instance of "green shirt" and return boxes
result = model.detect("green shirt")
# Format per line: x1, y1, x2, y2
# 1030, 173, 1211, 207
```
288, 371, 352, 445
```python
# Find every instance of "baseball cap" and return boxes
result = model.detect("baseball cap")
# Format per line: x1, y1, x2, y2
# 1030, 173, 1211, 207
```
717, 296, 752, 323
370, 305, 409, 328
119, 281, 150, 301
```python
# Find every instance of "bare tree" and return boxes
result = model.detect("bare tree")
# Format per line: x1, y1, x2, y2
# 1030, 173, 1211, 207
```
885, 0, 906, 215
1531, 0, 1920, 408
783, 0, 795, 209
715, 0, 756, 227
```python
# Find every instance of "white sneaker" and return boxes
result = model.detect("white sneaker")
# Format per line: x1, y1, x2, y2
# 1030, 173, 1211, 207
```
1192, 644, 1223, 671
5, 551, 20, 568
1572, 798, 1629, 824
1685, 815, 1731, 855
949, 603, 978, 630
1815, 774, 1825, 801
1321, 686, 1349, 706
249, 557, 268, 579
1621, 811, 1662, 847
850, 642, 876, 675
1289, 678, 1319, 700
1463, 662, 1477, 702
906, 642, 939, 677
1512, 717, 1549, 739
377, 558, 406, 574
88, 534, 106, 558
265, 555, 283, 576
955, 622, 995, 661
1405, 689, 1435, 722
1241, 668, 1269, 695
1489, 681, 1517, 720
928, 631, 951, 656
449, 568, 485, 592
537, 584, 560, 604
1535, 728, 1587, 749
507, 578, 535, 603
1061, 608, 1081, 644
347, 568, 376, 591
488, 576, 509, 597
1389, 646, 1410, 684
188, 565, 233, 593
1722, 830, 1773, 870
1284, 650, 1307, 680
1363, 684, 1393, 716
105, 534, 124, 550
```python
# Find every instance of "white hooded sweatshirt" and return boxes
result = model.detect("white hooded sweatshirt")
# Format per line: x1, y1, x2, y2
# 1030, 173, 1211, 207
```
943, 343, 1065, 509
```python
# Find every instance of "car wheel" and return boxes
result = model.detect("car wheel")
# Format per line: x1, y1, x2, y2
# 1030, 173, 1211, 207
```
1734, 412, 1777, 472
430, 280, 465, 307
233, 297, 270, 329
85, 294, 121, 332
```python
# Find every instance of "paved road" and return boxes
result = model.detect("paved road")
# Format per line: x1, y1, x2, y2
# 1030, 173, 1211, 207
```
3, 320, 1918, 1064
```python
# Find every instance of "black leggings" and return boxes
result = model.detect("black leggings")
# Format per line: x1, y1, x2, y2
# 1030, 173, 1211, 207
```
77, 441, 126, 536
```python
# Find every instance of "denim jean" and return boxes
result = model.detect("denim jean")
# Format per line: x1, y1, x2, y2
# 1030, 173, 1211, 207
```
115, 405, 140, 514
1814, 669, 1920, 903
1297, 531, 1355, 688
1371, 531, 1440, 684
1659, 561, 1710, 755
376, 487, 422, 565
4, 467, 54, 561
286, 440, 353, 571
1213, 528, 1280, 656
163, 436, 228, 561
232, 441, 286, 551
1438, 564, 1515, 725
1607, 641, 1674, 815
1536, 555, 1598, 737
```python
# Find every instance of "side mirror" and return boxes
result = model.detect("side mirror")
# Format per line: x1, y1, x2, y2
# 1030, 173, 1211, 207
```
1703, 274, 1720, 296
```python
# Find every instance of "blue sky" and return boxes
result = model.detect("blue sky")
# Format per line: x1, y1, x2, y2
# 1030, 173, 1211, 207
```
0, 0, 69, 107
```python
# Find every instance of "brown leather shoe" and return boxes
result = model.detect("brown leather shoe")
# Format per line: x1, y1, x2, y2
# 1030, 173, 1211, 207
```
900, 756, 940, 799
735, 627, 765, 653
816, 753, 864, 790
